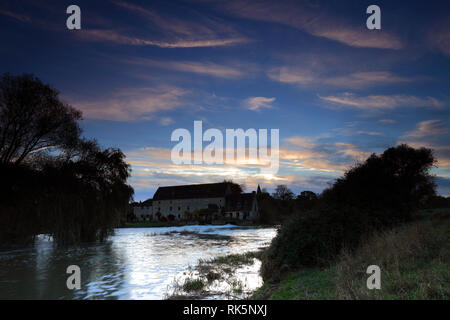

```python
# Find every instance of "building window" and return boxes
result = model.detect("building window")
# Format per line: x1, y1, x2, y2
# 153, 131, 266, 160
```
178, 207, 181, 211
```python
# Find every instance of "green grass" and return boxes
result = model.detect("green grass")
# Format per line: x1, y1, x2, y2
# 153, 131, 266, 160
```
253, 267, 336, 300
334, 210, 450, 300
182, 279, 205, 292
201, 251, 262, 266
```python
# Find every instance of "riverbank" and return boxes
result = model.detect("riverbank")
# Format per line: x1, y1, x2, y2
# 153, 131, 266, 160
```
252, 208, 449, 300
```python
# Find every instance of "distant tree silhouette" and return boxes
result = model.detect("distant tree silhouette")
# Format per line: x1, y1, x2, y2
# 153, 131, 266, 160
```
272, 185, 294, 201
222, 179, 245, 194
297, 191, 318, 210
0, 74, 82, 164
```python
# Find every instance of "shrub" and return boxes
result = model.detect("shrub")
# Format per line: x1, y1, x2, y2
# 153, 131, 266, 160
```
261, 205, 370, 280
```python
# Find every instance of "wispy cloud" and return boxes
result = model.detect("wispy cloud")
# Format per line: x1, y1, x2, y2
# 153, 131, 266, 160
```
282, 135, 372, 172
428, 17, 450, 56
221, 0, 403, 49
379, 119, 396, 124
319, 93, 444, 111
123, 57, 246, 79
399, 120, 450, 172
268, 68, 414, 89
245, 97, 276, 111
70, 86, 189, 121
77, 29, 248, 48
159, 117, 174, 126
0, 9, 32, 23
324, 72, 412, 88
104, 1, 251, 48
403, 120, 450, 138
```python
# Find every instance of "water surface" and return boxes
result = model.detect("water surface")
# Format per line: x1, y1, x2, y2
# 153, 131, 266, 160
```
0, 225, 276, 299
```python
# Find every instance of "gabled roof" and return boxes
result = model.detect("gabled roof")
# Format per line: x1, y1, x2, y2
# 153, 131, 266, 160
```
153, 182, 231, 200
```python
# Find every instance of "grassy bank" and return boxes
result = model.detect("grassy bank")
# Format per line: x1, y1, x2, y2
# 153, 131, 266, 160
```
252, 209, 449, 300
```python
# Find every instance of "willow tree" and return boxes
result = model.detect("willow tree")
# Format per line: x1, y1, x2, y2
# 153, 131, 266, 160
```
0, 73, 81, 164
0, 74, 134, 246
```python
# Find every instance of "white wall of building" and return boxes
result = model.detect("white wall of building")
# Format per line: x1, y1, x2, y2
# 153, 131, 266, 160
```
153, 197, 225, 219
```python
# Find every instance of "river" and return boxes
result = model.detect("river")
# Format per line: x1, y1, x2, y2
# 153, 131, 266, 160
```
0, 225, 277, 300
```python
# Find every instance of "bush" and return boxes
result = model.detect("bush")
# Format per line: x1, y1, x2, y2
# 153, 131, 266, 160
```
261, 205, 371, 280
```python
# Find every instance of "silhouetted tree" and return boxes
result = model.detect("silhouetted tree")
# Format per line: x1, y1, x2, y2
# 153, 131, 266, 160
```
321, 144, 436, 225
0, 74, 81, 164
297, 191, 318, 210
261, 144, 437, 278
0, 74, 134, 246
272, 185, 294, 201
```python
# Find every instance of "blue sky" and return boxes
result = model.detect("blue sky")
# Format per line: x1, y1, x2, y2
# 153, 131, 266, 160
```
1, 0, 449, 201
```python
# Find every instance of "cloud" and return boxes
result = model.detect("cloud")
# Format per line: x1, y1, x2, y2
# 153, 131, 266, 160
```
428, 17, 450, 56
268, 68, 415, 89
125, 133, 372, 196
282, 136, 372, 173
319, 93, 444, 111
331, 122, 384, 137
71, 86, 189, 121
267, 67, 316, 85
404, 120, 450, 138
105, 1, 250, 48
159, 117, 174, 126
324, 72, 412, 88
221, 0, 403, 49
398, 120, 450, 174
123, 57, 245, 79
311, 27, 402, 50
379, 119, 396, 124
245, 97, 276, 111
0, 9, 32, 23
76, 29, 248, 48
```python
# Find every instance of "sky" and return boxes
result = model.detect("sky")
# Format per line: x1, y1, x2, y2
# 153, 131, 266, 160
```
1, 0, 449, 201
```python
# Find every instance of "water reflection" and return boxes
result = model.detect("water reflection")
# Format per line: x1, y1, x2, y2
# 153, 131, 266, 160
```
0, 225, 276, 299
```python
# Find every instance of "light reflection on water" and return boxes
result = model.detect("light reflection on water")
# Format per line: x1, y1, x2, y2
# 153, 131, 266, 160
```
0, 225, 276, 300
